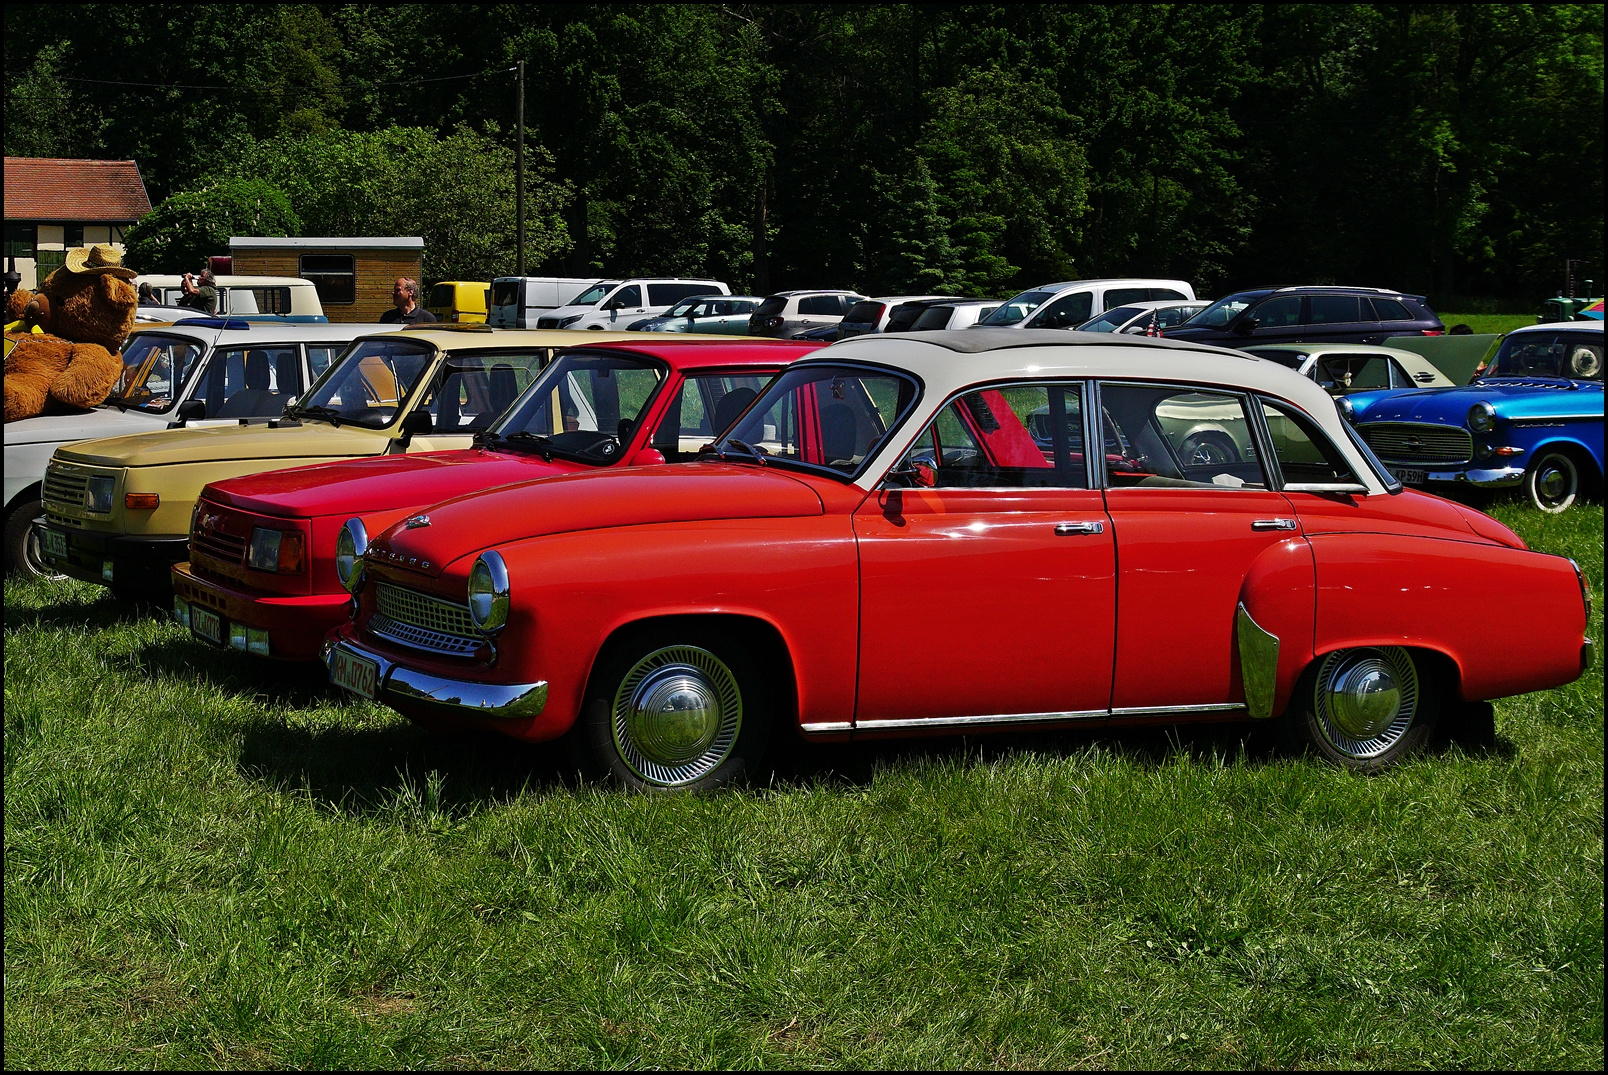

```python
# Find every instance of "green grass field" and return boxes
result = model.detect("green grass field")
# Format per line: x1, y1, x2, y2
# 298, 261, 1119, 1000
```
1438, 313, 1536, 336
5, 500, 1602, 1068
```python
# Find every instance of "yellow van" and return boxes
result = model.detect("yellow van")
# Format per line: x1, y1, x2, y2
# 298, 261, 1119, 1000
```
426, 281, 490, 323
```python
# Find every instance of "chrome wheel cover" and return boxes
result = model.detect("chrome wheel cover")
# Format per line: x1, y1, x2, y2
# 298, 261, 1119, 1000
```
1313, 647, 1419, 759
1184, 435, 1235, 466
21, 524, 67, 581
1530, 454, 1578, 513
612, 645, 742, 787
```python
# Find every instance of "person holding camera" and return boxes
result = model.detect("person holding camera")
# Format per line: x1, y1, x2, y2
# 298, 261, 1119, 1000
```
178, 269, 217, 314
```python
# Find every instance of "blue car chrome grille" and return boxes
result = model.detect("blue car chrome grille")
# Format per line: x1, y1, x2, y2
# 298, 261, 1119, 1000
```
1358, 422, 1473, 465
369, 583, 480, 656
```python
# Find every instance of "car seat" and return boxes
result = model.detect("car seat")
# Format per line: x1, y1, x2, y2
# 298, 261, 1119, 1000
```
484, 364, 520, 426
711, 387, 757, 436
819, 401, 859, 465
219, 350, 278, 417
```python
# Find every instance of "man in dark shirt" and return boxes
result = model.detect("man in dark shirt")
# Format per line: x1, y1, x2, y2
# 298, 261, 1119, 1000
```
380, 278, 438, 324
178, 269, 218, 313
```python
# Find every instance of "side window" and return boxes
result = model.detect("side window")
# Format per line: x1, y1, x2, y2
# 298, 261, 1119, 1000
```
1251, 295, 1302, 327
1259, 399, 1359, 485
798, 295, 841, 315
250, 287, 292, 315
1368, 297, 1411, 321
612, 285, 642, 308
1099, 383, 1268, 490
1026, 291, 1094, 329
424, 349, 548, 431
898, 384, 1087, 489
1308, 296, 1362, 324
651, 373, 770, 462
305, 344, 344, 380
203, 347, 302, 419
1150, 288, 1187, 301
1105, 287, 1150, 308
300, 254, 356, 305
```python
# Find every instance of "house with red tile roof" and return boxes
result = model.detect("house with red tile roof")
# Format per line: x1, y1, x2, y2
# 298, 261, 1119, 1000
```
3, 157, 152, 290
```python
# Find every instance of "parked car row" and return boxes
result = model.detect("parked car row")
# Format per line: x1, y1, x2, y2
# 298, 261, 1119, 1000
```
4, 316, 1595, 793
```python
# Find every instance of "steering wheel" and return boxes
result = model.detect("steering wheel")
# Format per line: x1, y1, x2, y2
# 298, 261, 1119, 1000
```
566, 430, 620, 458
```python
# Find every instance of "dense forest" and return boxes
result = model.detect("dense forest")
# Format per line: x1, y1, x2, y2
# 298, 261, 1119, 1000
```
6, 3, 1602, 305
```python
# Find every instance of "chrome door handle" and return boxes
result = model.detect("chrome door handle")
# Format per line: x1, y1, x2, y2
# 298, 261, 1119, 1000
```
1054, 521, 1105, 535
1252, 518, 1299, 531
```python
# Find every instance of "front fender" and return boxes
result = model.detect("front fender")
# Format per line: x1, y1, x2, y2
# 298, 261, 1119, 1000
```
1235, 537, 1316, 718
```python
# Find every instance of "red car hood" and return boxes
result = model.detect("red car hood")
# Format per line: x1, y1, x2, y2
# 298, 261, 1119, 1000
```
205, 449, 581, 518
367, 463, 828, 577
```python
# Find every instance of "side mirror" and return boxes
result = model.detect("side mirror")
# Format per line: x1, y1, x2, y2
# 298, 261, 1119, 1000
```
603, 299, 624, 311
1233, 317, 1259, 335
887, 457, 937, 488
394, 409, 433, 446
170, 398, 207, 427
628, 447, 666, 466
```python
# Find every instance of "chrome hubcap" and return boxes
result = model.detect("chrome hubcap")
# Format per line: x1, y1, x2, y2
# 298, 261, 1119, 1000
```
613, 645, 741, 787
1533, 456, 1576, 510
1314, 647, 1418, 759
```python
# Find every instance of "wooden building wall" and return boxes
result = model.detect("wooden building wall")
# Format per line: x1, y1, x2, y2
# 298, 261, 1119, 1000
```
230, 247, 424, 323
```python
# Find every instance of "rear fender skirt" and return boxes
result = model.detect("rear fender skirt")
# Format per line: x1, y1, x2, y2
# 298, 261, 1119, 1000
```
1235, 537, 1316, 718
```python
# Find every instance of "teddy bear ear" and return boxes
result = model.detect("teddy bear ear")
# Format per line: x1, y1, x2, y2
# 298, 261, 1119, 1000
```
5, 288, 31, 322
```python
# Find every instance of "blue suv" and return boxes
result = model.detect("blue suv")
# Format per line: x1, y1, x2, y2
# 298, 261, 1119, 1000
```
1344, 322, 1604, 512
1166, 287, 1444, 348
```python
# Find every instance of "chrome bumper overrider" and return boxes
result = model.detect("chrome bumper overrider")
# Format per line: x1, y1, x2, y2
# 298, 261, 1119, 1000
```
323, 638, 548, 719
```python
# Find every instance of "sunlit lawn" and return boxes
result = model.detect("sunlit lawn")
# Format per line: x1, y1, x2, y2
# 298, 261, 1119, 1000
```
4, 500, 1601, 1068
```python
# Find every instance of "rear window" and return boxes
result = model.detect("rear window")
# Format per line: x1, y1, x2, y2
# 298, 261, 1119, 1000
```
799, 295, 844, 316
844, 300, 885, 324
755, 297, 788, 318
912, 306, 954, 331
884, 303, 931, 332
429, 284, 455, 307
1368, 297, 1411, 321
1251, 349, 1309, 370
492, 280, 521, 307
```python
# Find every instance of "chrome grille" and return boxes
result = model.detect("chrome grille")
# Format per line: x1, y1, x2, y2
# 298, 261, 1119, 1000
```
191, 528, 247, 565
43, 470, 88, 512
1359, 422, 1473, 465
370, 583, 480, 656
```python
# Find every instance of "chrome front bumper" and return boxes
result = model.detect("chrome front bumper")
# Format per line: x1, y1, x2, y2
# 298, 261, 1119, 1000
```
1387, 465, 1525, 489
323, 637, 548, 719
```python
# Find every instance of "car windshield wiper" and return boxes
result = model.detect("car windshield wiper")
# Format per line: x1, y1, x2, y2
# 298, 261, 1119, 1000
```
700, 438, 768, 465
293, 403, 344, 427
501, 430, 555, 461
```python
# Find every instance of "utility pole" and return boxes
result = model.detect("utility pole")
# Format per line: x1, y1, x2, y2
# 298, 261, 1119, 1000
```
516, 59, 526, 277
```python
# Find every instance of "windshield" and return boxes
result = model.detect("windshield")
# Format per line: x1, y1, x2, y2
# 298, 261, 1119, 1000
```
569, 282, 617, 307
663, 297, 706, 317
1486, 331, 1603, 380
1078, 306, 1147, 333
978, 290, 1057, 327
1182, 290, 1274, 329
717, 363, 921, 479
294, 338, 437, 428
490, 349, 666, 463
110, 333, 207, 413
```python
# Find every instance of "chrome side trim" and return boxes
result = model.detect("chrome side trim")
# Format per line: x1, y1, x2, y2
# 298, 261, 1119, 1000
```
857, 709, 1106, 730
1236, 602, 1280, 719
387, 665, 548, 720
799, 721, 853, 734
1109, 702, 1248, 716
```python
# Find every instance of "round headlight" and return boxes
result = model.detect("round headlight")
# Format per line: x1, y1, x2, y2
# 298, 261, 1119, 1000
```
467, 550, 510, 633
1468, 401, 1497, 433
335, 517, 368, 593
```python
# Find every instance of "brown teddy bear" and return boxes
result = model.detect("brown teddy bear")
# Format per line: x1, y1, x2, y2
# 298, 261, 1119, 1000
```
3, 244, 137, 422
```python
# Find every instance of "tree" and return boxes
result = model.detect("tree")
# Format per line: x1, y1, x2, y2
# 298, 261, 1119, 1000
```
122, 178, 300, 273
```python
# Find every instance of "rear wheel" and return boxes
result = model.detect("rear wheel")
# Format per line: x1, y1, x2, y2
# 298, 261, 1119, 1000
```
1285, 646, 1439, 772
1181, 431, 1238, 466
575, 627, 772, 791
1524, 450, 1580, 513
4, 499, 66, 580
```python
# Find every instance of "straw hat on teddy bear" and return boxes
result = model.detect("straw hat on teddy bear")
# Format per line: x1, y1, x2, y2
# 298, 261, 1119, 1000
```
45, 243, 138, 286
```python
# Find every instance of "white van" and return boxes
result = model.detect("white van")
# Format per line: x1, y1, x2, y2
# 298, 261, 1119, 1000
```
534, 278, 732, 330
133, 275, 327, 323
3, 320, 392, 576
974, 278, 1197, 329
487, 277, 604, 327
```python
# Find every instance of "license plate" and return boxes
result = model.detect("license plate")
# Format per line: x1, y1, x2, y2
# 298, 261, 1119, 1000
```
191, 606, 223, 644
1389, 467, 1427, 485
41, 527, 67, 560
331, 647, 380, 699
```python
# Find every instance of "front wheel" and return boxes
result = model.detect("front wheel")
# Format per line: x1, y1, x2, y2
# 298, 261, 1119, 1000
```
574, 628, 772, 791
1284, 646, 1439, 772
1180, 431, 1239, 466
1524, 450, 1580, 513
4, 499, 66, 580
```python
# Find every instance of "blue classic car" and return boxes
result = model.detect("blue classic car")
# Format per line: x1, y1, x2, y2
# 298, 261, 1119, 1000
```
1344, 322, 1604, 512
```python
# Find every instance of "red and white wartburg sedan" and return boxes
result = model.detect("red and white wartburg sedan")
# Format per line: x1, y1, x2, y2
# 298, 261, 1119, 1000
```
325, 329, 1594, 789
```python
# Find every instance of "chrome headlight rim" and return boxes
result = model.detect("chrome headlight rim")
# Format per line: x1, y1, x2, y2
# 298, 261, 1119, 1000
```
1467, 401, 1497, 433
467, 550, 511, 634
335, 517, 369, 594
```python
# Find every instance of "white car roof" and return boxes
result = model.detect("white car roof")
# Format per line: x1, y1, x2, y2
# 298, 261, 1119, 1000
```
1508, 320, 1603, 336
814, 328, 1387, 492
1104, 299, 1208, 312
1030, 278, 1195, 292
129, 322, 396, 345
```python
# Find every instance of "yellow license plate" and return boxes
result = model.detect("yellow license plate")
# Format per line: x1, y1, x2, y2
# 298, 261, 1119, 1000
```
331, 647, 380, 699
